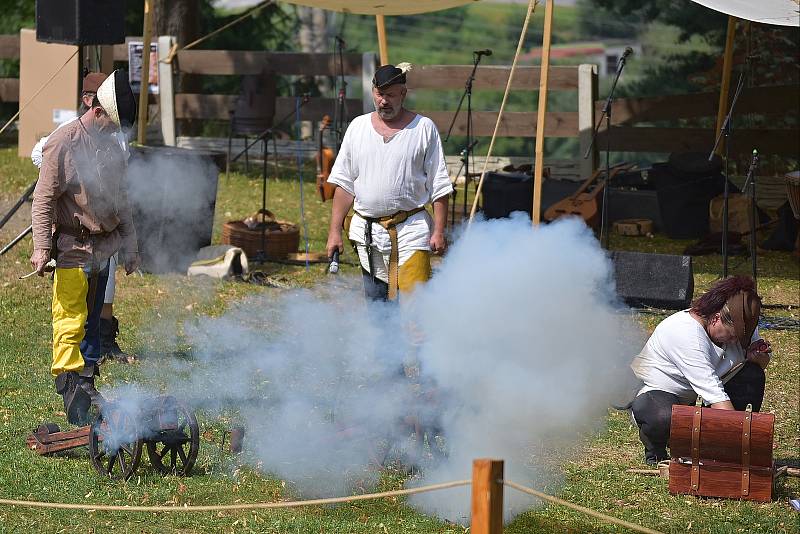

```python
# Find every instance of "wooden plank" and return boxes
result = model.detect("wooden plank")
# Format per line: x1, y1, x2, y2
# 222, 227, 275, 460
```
604, 86, 799, 125
424, 110, 579, 138
176, 50, 363, 76
0, 35, 19, 59
29, 426, 90, 445
137, 0, 153, 144
578, 64, 598, 180
596, 127, 800, 156
408, 65, 579, 91
471, 459, 504, 534
0, 78, 19, 102
158, 35, 176, 146
376, 15, 389, 65
175, 94, 363, 122
533, 0, 555, 226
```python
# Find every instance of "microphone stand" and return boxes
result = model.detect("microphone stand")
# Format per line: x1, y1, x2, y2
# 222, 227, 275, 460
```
333, 35, 348, 151
230, 96, 311, 165
247, 96, 313, 264
708, 66, 747, 279
584, 52, 629, 249
448, 140, 478, 230
445, 51, 486, 219
742, 149, 759, 288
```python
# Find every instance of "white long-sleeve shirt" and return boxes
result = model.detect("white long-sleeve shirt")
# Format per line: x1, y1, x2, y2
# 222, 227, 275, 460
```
31, 118, 130, 169
631, 310, 759, 404
327, 112, 453, 265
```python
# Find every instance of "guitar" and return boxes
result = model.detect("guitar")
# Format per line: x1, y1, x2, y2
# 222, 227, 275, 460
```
316, 115, 337, 202
543, 163, 633, 229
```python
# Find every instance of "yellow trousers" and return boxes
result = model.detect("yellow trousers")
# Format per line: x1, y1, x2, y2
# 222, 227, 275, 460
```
398, 250, 432, 295
51, 267, 88, 375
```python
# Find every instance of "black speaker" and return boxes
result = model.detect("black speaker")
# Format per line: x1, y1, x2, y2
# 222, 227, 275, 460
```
612, 251, 694, 310
36, 0, 125, 45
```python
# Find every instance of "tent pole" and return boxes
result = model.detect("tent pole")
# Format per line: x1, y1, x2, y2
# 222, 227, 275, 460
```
532, 0, 554, 226
137, 0, 153, 144
714, 16, 737, 156
375, 15, 389, 65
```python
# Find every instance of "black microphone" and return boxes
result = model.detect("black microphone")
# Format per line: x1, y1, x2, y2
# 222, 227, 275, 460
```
743, 149, 759, 191
328, 249, 340, 274
621, 46, 633, 61
473, 49, 492, 57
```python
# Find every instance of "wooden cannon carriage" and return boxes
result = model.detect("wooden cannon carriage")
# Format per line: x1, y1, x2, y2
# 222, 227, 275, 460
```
26, 395, 200, 480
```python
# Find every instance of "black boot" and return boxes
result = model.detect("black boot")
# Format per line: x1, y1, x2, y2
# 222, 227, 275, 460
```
100, 316, 133, 363
77, 365, 103, 406
55, 371, 92, 426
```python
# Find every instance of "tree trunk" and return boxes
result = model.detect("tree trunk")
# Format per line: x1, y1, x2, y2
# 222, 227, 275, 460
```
297, 6, 332, 94
152, 0, 202, 135
152, 0, 200, 50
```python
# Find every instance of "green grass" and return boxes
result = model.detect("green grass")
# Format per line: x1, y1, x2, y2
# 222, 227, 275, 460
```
1, 146, 798, 532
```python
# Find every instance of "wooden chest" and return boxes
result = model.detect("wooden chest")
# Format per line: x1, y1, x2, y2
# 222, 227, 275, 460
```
668, 405, 775, 502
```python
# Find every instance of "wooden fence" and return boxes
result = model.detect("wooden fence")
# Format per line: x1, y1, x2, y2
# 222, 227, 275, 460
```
596, 85, 799, 160
2, 32, 797, 172
0, 34, 20, 104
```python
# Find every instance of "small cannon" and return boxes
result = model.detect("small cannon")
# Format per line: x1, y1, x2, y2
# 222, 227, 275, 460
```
26, 395, 199, 480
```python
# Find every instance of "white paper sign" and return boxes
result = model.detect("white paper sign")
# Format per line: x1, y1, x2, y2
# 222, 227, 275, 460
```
52, 108, 78, 126
128, 41, 159, 95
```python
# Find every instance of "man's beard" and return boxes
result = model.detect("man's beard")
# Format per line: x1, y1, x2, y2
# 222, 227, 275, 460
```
374, 102, 400, 121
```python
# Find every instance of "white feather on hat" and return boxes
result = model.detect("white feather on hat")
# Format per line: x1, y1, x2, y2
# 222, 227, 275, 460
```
96, 74, 120, 127
396, 62, 413, 74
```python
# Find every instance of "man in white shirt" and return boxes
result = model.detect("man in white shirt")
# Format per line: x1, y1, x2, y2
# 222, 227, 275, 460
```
629, 276, 771, 464
325, 63, 453, 301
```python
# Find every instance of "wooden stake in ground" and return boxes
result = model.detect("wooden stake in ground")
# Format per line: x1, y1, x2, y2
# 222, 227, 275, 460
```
375, 15, 389, 65
138, 0, 154, 145
532, 0, 554, 226
471, 459, 504, 534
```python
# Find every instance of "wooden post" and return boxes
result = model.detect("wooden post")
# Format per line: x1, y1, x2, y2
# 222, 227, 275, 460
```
578, 63, 598, 181
375, 15, 389, 65
157, 35, 176, 146
137, 0, 153, 145
714, 16, 737, 155
532, 0, 554, 225
471, 459, 504, 534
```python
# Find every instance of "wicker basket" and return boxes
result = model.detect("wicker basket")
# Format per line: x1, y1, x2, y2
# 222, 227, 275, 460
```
221, 210, 300, 260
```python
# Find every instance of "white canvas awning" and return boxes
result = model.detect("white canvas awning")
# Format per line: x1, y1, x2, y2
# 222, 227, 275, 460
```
281, 0, 480, 16
691, 0, 799, 27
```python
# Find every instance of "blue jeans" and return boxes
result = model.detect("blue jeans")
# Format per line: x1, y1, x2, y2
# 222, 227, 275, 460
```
79, 261, 110, 367
362, 268, 389, 302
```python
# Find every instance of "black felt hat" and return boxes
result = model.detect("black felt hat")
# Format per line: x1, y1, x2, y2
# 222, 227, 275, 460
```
372, 63, 412, 89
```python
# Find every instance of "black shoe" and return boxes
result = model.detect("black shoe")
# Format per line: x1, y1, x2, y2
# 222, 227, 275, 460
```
77, 365, 103, 404
55, 371, 92, 426
100, 317, 134, 363
644, 449, 669, 466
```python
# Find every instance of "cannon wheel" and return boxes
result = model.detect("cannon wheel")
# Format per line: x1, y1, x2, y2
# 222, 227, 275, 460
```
88, 408, 143, 481
145, 401, 199, 476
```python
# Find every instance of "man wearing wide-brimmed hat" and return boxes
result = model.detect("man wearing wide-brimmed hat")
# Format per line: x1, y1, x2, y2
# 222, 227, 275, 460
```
30, 69, 140, 425
628, 276, 772, 464
326, 63, 453, 301
31, 71, 135, 365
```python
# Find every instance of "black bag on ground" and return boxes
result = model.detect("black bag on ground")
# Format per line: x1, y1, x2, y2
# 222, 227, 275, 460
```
650, 152, 729, 239
762, 201, 799, 251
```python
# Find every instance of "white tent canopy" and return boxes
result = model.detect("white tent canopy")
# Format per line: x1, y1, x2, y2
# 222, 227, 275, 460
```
280, 0, 480, 16
691, 0, 799, 27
